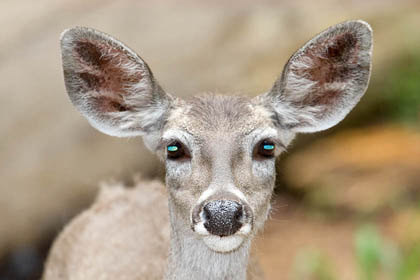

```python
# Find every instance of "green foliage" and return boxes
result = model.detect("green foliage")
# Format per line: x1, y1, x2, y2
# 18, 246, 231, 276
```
292, 249, 337, 280
381, 53, 420, 125
346, 52, 420, 128
292, 225, 420, 280
395, 244, 420, 280
355, 225, 399, 280
355, 225, 383, 280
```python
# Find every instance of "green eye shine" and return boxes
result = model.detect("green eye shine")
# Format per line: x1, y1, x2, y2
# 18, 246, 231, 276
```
166, 142, 187, 160
167, 145, 179, 152
263, 144, 275, 151
256, 140, 275, 158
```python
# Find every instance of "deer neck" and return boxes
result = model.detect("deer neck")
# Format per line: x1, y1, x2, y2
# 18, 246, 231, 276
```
165, 202, 251, 280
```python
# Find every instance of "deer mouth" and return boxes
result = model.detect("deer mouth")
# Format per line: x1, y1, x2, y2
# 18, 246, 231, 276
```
201, 234, 246, 253
193, 220, 252, 252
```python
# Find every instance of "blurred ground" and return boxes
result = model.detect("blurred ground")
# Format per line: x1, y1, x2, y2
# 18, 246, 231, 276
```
1, 0, 420, 279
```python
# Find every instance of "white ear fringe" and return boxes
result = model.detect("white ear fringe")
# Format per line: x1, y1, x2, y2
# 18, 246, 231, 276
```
263, 20, 373, 133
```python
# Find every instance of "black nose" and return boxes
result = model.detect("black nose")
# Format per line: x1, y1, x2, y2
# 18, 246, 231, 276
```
203, 200, 243, 237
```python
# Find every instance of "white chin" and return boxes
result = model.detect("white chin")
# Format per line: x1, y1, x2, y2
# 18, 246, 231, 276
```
202, 235, 245, 253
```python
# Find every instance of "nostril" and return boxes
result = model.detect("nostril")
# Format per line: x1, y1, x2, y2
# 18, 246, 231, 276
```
202, 200, 244, 237
234, 206, 243, 222
202, 205, 211, 221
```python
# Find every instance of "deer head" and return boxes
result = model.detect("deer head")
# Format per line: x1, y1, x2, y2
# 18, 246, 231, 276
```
60, 20, 372, 254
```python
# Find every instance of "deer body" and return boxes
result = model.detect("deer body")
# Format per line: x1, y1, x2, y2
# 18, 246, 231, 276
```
44, 179, 264, 280
44, 181, 169, 279
43, 20, 372, 280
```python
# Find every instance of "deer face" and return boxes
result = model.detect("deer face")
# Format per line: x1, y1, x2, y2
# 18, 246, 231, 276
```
60, 20, 372, 253
161, 96, 294, 252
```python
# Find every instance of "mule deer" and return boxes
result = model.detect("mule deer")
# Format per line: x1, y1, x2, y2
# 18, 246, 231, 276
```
43, 20, 372, 280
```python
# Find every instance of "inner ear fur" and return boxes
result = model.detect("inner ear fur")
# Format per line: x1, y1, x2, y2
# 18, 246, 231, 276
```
61, 27, 171, 137
265, 20, 373, 133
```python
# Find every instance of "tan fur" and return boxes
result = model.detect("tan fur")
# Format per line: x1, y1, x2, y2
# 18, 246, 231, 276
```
43, 179, 265, 280
45, 20, 372, 280
43, 179, 170, 280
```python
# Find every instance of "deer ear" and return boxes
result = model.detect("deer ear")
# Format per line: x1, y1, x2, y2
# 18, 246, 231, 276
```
260, 20, 372, 133
60, 27, 172, 138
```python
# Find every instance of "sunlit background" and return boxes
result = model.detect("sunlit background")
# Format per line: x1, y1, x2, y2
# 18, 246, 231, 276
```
1, 0, 420, 279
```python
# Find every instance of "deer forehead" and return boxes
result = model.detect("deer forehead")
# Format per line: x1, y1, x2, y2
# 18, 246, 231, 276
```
164, 95, 275, 142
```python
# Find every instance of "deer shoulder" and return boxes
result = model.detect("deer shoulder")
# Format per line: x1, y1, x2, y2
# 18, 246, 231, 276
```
43, 179, 169, 280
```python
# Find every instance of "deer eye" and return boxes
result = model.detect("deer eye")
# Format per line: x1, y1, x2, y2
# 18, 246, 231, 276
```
254, 140, 275, 159
166, 141, 188, 160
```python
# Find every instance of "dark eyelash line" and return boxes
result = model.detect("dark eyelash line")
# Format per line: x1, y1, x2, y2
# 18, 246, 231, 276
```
253, 139, 276, 159
163, 137, 284, 161
166, 140, 191, 160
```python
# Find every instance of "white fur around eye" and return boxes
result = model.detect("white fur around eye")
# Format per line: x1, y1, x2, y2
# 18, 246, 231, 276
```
162, 130, 195, 180
244, 127, 287, 158
252, 159, 275, 181
239, 128, 279, 182
165, 158, 191, 180
161, 129, 196, 158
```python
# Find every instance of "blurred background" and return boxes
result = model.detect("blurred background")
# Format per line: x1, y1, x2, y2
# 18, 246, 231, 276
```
1, 0, 419, 279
